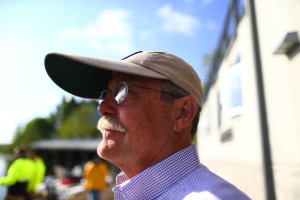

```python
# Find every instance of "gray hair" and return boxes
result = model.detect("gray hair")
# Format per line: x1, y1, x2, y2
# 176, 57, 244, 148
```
160, 80, 200, 140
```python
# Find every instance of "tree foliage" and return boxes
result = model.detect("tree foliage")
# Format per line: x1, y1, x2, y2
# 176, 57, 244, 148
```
53, 97, 80, 126
0, 97, 101, 153
12, 118, 54, 148
58, 101, 100, 139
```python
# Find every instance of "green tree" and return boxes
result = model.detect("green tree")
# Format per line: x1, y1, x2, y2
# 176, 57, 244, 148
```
11, 118, 54, 149
58, 101, 100, 139
53, 97, 80, 128
0, 98, 100, 153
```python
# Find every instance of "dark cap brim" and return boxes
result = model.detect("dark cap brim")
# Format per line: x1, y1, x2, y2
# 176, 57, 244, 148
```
45, 53, 112, 99
44, 52, 167, 99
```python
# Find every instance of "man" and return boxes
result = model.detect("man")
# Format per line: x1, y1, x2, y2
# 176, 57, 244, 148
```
45, 51, 250, 199
0, 147, 34, 200
26, 150, 46, 200
83, 155, 108, 200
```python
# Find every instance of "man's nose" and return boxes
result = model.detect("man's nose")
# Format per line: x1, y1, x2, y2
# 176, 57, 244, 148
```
98, 93, 117, 116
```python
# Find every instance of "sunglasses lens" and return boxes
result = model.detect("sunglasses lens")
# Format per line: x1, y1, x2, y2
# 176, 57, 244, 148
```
112, 81, 128, 104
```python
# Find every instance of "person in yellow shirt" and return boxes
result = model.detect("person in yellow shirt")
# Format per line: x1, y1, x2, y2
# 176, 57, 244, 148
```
26, 150, 46, 200
83, 155, 108, 200
0, 147, 34, 200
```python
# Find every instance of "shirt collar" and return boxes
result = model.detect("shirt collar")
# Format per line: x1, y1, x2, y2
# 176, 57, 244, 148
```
113, 144, 200, 199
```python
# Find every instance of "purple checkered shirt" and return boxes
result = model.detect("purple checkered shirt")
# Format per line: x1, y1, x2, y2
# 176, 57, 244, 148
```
113, 145, 250, 200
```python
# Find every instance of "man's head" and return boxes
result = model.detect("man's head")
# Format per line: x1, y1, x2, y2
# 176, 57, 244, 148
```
13, 146, 26, 158
28, 149, 38, 160
45, 51, 203, 177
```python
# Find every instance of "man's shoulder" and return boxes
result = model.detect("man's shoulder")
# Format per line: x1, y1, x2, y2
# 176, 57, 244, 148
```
159, 164, 250, 200
180, 164, 231, 187
12, 158, 31, 166
84, 161, 94, 170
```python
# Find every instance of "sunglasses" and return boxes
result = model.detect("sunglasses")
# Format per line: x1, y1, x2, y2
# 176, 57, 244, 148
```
99, 81, 182, 105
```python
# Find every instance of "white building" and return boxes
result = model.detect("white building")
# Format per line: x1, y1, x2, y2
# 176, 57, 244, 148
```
197, 0, 300, 199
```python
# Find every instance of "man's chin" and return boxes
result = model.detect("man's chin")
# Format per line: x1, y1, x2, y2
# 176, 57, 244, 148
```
97, 140, 117, 161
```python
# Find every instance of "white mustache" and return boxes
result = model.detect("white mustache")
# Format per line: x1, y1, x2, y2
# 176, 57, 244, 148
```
97, 115, 126, 133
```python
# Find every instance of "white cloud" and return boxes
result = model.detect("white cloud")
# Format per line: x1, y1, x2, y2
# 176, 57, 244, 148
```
61, 9, 133, 55
156, 5, 200, 37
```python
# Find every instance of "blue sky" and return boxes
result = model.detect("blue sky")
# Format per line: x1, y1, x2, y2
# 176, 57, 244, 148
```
0, 0, 230, 144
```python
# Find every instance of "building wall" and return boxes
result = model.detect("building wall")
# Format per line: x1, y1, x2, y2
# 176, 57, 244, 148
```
198, 7, 265, 199
255, 0, 300, 199
198, 0, 300, 199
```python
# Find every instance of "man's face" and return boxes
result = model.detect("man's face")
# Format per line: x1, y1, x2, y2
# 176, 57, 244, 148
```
97, 73, 179, 173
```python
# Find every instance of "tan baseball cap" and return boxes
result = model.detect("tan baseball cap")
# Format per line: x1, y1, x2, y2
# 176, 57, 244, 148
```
44, 51, 203, 108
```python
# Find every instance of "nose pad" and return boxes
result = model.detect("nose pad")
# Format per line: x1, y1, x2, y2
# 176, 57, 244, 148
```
99, 91, 106, 100
99, 90, 111, 100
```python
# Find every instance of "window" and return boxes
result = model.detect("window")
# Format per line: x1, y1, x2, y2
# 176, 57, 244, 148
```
220, 62, 245, 116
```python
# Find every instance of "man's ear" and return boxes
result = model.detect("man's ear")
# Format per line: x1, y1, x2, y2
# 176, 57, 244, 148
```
173, 96, 198, 132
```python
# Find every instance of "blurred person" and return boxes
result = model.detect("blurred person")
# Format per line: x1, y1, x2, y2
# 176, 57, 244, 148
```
45, 51, 250, 199
26, 150, 46, 200
83, 155, 108, 200
0, 147, 34, 200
